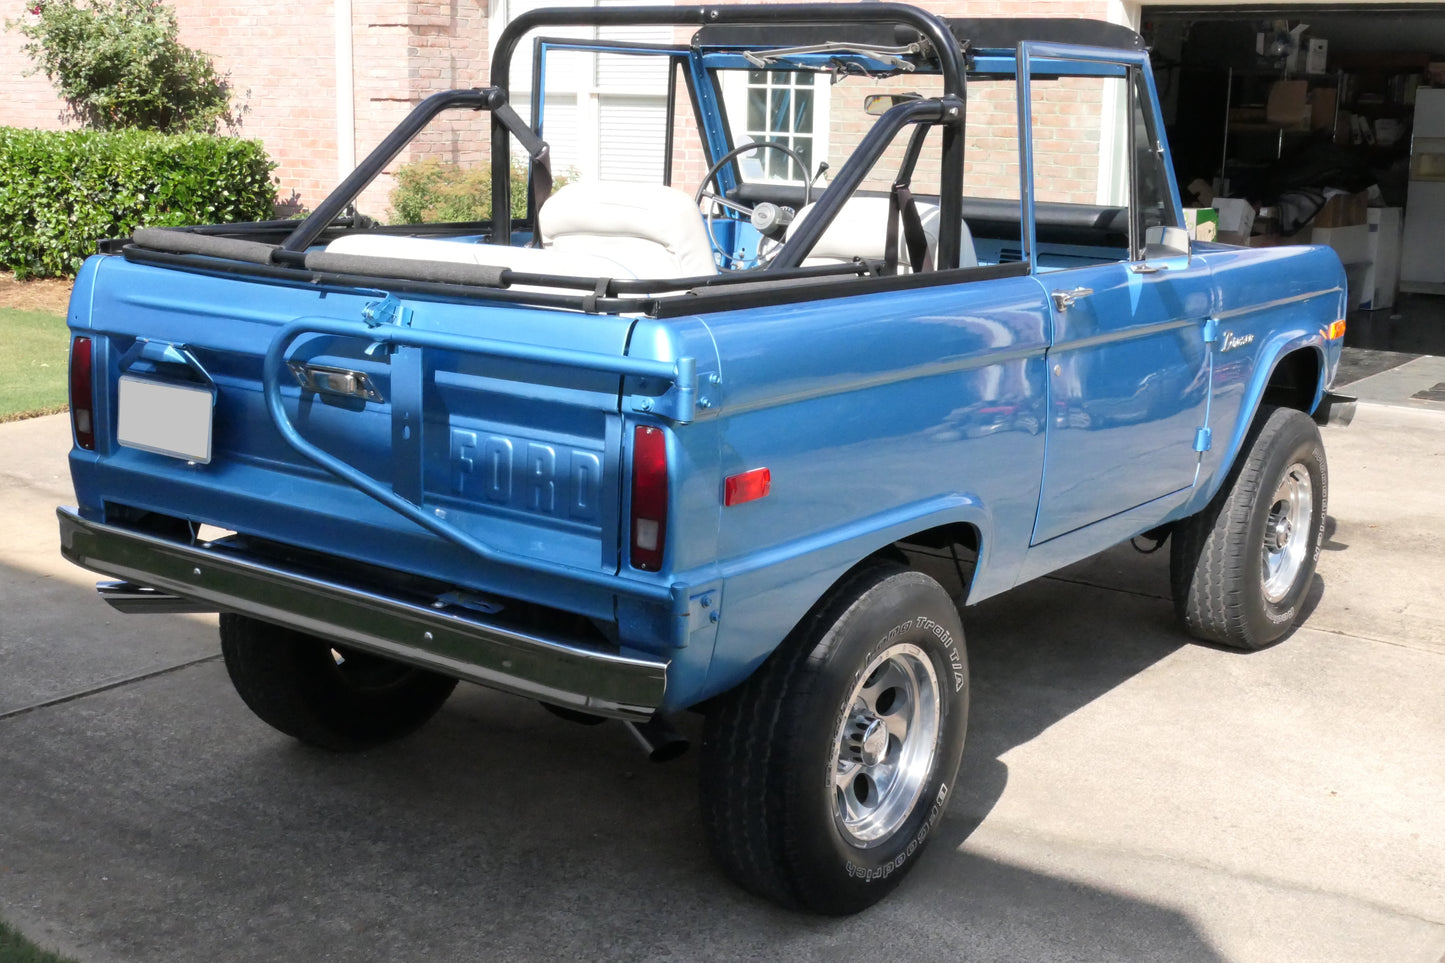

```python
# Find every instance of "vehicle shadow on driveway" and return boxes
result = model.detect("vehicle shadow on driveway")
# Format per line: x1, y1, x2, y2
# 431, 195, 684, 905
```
0, 546, 1233, 962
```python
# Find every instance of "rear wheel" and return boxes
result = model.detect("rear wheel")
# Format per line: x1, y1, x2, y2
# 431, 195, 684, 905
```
1171, 405, 1328, 649
700, 564, 968, 914
219, 613, 457, 751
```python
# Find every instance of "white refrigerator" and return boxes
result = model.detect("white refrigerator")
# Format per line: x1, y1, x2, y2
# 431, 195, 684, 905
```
1400, 87, 1445, 294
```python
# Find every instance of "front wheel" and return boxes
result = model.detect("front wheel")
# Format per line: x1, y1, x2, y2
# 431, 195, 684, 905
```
220, 614, 458, 751
699, 564, 968, 914
1171, 405, 1328, 649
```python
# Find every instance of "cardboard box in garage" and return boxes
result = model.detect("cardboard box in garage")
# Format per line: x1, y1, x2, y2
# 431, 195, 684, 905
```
1184, 207, 1219, 241
1267, 80, 1311, 130
1310, 224, 1370, 266
1214, 197, 1256, 245
1313, 190, 1368, 228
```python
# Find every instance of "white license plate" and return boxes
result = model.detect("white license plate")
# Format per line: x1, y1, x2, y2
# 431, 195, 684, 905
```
117, 376, 215, 464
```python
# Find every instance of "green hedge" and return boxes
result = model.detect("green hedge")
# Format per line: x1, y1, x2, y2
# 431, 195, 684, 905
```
0, 127, 276, 278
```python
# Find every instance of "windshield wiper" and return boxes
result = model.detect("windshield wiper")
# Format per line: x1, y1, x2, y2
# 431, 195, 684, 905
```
742, 41, 920, 72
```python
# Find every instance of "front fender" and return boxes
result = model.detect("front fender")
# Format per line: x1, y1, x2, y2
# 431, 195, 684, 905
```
1187, 245, 1345, 515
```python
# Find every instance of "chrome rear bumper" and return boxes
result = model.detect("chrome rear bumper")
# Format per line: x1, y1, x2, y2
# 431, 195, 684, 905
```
57, 507, 667, 720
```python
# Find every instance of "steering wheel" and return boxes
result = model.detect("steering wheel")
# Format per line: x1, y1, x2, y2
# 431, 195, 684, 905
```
694, 141, 813, 269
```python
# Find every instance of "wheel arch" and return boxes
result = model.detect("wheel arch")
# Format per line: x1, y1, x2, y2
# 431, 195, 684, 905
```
1192, 337, 1327, 516
691, 500, 989, 709
1261, 344, 1325, 415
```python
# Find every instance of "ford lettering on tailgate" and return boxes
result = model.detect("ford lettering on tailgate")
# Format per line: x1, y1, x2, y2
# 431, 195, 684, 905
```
449, 427, 603, 523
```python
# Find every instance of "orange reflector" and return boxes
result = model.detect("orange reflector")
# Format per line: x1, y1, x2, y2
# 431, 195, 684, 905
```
1327, 319, 1346, 340
724, 468, 771, 506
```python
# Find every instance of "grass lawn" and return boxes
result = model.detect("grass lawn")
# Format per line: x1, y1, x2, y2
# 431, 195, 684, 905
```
0, 307, 69, 422
0, 920, 78, 963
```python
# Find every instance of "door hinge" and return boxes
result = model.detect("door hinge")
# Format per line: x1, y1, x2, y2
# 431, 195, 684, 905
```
1202, 318, 1220, 344
1194, 427, 1213, 452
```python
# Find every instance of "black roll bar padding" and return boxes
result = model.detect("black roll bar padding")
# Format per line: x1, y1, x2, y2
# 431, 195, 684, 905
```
487, 2, 968, 248
303, 251, 509, 288
131, 228, 279, 264
279, 87, 503, 256
768, 96, 954, 272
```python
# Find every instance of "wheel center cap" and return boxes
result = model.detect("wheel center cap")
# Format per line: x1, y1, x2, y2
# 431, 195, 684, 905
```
860, 719, 889, 767
1273, 515, 1291, 549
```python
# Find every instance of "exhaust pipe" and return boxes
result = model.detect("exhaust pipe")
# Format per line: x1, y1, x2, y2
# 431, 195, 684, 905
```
624, 714, 690, 763
96, 580, 215, 614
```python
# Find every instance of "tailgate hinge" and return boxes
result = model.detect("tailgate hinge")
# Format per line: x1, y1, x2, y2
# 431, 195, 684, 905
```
361, 293, 412, 329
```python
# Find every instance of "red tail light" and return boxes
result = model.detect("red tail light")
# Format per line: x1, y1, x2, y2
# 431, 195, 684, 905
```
629, 425, 668, 571
69, 336, 95, 450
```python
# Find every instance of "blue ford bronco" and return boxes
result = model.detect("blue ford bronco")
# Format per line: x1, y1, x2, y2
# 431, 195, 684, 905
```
57, 3, 1354, 913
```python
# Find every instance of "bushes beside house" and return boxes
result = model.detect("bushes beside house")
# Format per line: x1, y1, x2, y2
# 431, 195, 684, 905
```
0, 127, 276, 278
389, 157, 559, 224
10, 0, 236, 134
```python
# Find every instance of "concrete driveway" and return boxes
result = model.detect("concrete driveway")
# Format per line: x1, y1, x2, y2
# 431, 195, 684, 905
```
1, 399, 1442, 963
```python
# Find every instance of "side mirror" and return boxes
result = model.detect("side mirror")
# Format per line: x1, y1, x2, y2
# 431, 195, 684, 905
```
1143, 224, 1190, 258
863, 92, 922, 116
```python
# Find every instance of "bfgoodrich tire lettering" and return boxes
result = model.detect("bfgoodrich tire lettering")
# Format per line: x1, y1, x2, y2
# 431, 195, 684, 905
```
1171, 405, 1328, 649
220, 613, 458, 751
699, 563, 969, 914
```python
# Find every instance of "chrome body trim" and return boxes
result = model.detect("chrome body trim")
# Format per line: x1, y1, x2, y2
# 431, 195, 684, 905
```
59, 507, 667, 720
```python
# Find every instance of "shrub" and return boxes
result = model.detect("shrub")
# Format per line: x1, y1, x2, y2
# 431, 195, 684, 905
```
389, 157, 562, 224
8, 0, 234, 134
0, 126, 276, 278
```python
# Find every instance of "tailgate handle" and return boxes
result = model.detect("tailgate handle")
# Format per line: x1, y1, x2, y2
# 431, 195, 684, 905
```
288, 362, 384, 402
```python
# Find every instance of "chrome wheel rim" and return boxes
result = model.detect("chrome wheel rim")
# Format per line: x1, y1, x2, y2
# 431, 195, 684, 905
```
1262, 462, 1313, 604
830, 643, 941, 846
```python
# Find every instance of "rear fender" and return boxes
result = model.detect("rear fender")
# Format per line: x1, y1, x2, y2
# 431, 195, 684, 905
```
667, 494, 993, 708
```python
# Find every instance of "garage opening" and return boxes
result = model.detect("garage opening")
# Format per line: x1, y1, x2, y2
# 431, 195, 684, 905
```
1141, 5, 1445, 381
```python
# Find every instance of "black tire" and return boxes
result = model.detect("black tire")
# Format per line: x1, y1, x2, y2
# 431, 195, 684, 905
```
219, 613, 458, 751
1171, 405, 1328, 650
699, 563, 969, 915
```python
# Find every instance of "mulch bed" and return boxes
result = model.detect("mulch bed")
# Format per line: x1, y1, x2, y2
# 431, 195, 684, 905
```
0, 273, 73, 315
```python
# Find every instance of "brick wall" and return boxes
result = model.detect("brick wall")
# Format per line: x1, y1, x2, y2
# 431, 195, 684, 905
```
169, 0, 344, 212
0, 10, 70, 132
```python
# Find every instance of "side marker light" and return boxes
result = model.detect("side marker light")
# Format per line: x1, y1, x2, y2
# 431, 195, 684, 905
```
724, 468, 771, 507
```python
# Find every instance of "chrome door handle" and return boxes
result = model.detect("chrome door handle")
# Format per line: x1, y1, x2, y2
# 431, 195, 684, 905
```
1051, 287, 1093, 311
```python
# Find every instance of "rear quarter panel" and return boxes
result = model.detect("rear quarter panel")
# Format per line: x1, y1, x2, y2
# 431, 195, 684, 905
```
670, 274, 1052, 702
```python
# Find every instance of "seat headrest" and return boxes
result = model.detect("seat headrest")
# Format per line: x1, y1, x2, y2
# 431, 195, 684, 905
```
539, 181, 718, 278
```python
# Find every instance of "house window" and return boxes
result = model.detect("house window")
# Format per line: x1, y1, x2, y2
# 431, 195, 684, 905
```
742, 70, 816, 181
720, 69, 830, 185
